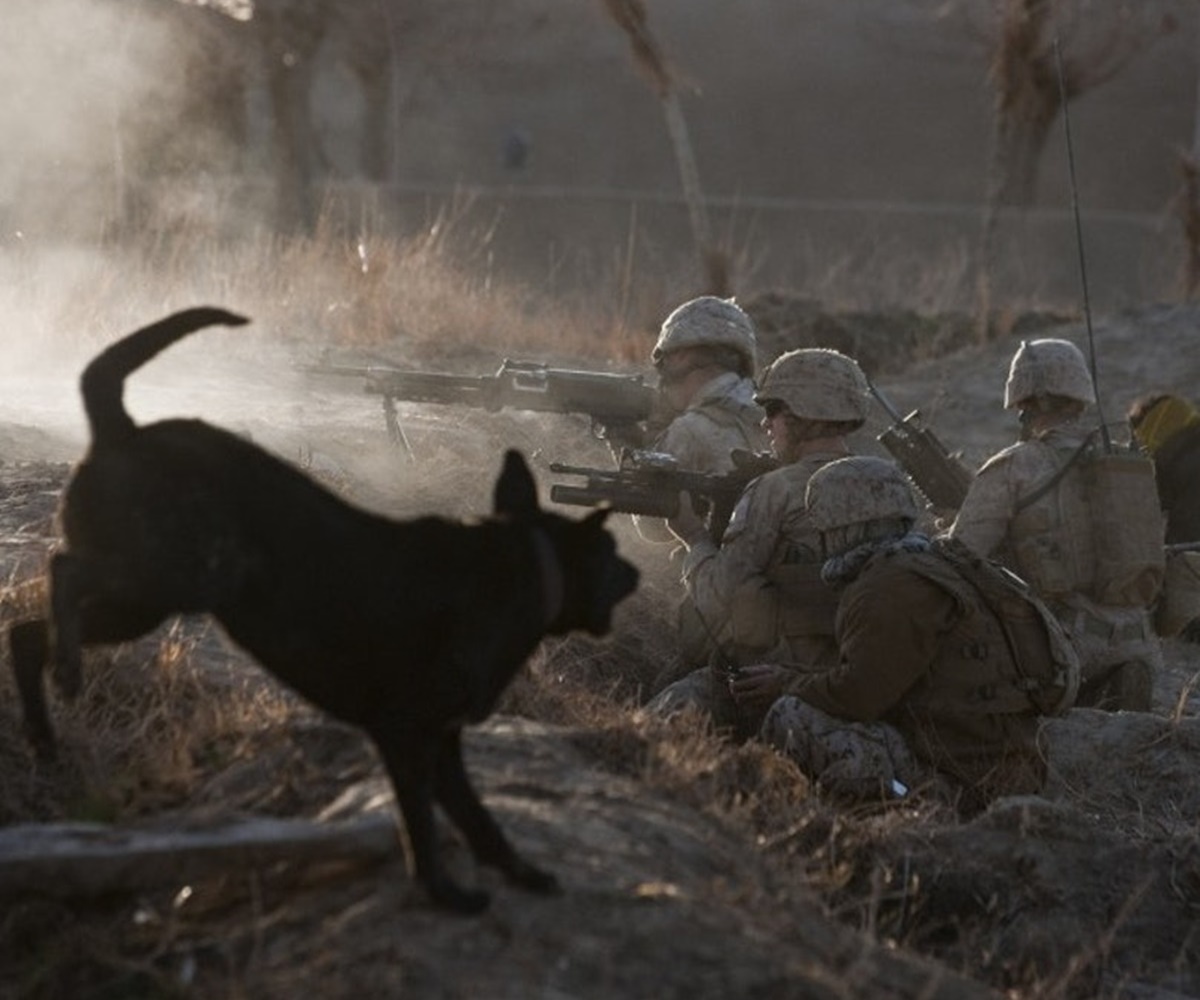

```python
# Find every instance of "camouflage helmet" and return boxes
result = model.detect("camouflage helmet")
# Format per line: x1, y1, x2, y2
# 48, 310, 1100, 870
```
755, 348, 869, 423
651, 296, 757, 373
806, 455, 919, 533
1003, 338, 1096, 410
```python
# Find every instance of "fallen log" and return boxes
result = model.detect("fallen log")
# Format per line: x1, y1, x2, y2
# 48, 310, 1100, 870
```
0, 812, 400, 898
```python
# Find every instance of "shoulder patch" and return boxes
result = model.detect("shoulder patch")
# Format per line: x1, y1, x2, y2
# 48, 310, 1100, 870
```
723, 477, 763, 537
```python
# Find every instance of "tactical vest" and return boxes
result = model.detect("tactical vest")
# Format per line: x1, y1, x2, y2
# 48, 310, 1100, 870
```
1010, 437, 1164, 609
728, 545, 840, 664
724, 463, 840, 662
906, 538, 1080, 716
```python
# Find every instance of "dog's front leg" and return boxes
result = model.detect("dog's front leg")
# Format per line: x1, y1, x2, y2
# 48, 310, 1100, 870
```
8, 619, 57, 760
376, 739, 491, 915
434, 729, 560, 896
49, 552, 85, 700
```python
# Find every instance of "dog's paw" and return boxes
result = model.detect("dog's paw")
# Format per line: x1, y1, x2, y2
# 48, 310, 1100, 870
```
25, 727, 59, 765
506, 860, 560, 895
52, 662, 82, 701
428, 876, 492, 916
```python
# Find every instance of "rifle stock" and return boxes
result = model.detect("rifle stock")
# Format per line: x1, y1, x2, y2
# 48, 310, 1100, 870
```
867, 380, 973, 513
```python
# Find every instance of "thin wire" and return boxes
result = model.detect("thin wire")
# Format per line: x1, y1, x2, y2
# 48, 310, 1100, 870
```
1053, 35, 1112, 452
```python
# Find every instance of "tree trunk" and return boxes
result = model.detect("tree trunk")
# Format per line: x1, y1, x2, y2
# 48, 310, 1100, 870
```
256, 0, 328, 234
992, 95, 1060, 208
599, 0, 730, 295
1178, 21, 1200, 301
975, 0, 1057, 338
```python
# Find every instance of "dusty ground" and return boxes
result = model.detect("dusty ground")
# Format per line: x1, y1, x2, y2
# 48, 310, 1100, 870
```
1, 302, 1200, 998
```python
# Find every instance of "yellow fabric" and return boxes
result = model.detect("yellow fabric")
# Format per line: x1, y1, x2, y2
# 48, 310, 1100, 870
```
1133, 395, 1200, 455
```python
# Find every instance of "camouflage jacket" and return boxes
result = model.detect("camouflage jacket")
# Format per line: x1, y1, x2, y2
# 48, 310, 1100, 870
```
679, 450, 847, 669
790, 544, 1045, 803
635, 372, 769, 544
948, 419, 1159, 679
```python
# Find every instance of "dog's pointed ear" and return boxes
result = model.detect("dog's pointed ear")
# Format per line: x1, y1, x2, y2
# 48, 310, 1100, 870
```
494, 449, 540, 518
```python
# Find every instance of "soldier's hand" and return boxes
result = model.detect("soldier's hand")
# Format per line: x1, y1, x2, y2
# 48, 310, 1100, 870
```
666, 490, 708, 548
729, 663, 789, 709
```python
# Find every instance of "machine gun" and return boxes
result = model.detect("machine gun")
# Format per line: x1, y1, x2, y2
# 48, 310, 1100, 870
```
867, 379, 974, 514
548, 449, 777, 543
302, 358, 659, 455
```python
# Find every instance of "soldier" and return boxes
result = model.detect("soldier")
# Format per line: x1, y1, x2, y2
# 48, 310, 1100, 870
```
631, 296, 771, 675
762, 456, 1074, 815
1128, 392, 1200, 545
1128, 392, 1200, 641
646, 348, 870, 738
644, 295, 769, 475
948, 339, 1164, 712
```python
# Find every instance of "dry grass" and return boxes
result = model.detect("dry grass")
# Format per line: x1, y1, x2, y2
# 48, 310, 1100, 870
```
0, 613, 309, 827
1, 196, 658, 374
4, 217, 1197, 997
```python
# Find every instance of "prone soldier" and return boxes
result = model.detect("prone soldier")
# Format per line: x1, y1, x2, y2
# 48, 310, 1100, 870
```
1128, 392, 1200, 545
1128, 392, 1200, 640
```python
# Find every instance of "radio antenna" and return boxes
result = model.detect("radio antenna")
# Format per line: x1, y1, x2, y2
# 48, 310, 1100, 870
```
1053, 35, 1112, 452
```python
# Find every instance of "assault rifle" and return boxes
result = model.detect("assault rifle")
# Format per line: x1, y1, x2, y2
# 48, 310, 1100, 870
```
867, 379, 974, 513
548, 449, 777, 543
301, 358, 659, 455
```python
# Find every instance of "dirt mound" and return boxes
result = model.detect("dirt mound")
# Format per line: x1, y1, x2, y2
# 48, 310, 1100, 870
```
4, 302, 1200, 998
742, 290, 1074, 377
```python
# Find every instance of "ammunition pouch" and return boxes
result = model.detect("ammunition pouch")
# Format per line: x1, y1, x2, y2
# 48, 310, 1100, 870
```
1013, 441, 1165, 609
1085, 451, 1165, 607
729, 564, 839, 653
1156, 549, 1200, 638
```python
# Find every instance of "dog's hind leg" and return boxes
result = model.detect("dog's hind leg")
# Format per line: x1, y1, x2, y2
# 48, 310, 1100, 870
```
8, 618, 57, 760
376, 737, 491, 915
50, 552, 169, 700
434, 729, 559, 895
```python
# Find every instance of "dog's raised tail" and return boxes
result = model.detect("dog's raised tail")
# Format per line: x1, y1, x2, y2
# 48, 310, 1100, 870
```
81, 307, 250, 443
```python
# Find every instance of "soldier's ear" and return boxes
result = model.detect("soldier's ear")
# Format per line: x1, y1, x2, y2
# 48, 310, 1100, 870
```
494, 450, 539, 519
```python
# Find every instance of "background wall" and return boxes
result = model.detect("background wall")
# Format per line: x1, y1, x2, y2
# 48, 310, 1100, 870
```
4, 0, 1197, 309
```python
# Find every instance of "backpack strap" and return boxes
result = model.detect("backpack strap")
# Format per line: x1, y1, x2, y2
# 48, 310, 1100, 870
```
1013, 429, 1098, 514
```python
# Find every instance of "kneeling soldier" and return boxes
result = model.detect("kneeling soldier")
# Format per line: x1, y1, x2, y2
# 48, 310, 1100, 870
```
763, 456, 1078, 815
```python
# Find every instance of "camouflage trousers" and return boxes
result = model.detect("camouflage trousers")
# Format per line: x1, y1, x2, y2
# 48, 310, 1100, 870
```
761, 696, 931, 800
645, 666, 763, 741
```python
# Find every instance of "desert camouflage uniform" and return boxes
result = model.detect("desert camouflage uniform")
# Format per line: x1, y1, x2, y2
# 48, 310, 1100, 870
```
632, 370, 767, 546
651, 370, 768, 475
763, 538, 1047, 813
949, 418, 1161, 711
646, 451, 845, 736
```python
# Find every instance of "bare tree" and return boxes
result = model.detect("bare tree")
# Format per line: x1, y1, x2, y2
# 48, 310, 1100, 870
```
1174, 10, 1200, 299
983, 2, 1175, 208
598, 0, 730, 296
945, 0, 1179, 334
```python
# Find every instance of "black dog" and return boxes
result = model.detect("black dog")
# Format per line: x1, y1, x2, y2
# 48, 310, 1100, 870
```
8, 307, 639, 913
